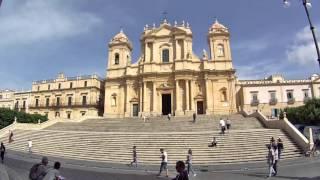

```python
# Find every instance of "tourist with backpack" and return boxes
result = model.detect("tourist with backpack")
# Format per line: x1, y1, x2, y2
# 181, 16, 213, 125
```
0, 142, 5, 163
29, 156, 49, 180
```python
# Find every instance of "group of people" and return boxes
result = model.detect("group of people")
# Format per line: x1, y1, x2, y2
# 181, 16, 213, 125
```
219, 118, 231, 135
129, 146, 196, 179
267, 137, 284, 177
29, 156, 64, 180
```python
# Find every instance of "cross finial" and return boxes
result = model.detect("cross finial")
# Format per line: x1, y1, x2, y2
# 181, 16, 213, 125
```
214, 17, 218, 24
120, 26, 124, 33
162, 11, 168, 20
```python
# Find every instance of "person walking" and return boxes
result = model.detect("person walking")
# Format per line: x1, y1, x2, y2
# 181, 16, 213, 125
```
219, 118, 226, 135
277, 138, 284, 159
192, 113, 196, 123
130, 146, 138, 167
168, 113, 171, 121
226, 118, 231, 131
157, 148, 168, 177
0, 142, 5, 163
43, 161, 63, 180
267, 145, 275, 178
8, 130, 14, 143
273, 145, 279, 176
173, 161, 189, 180
28, 139, 33, 153
186, 149, 196, 177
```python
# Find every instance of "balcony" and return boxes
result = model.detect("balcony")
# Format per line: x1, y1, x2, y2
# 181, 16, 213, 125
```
287, 98, 295, 105
269, 98, 278, 105
250, 99, 259, 106
29, 102, 100, 109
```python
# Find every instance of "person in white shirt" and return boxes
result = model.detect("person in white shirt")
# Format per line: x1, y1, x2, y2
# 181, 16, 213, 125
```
28, 139, 32, 153
267, 145, 275, 177
157, 148, 168, 177
273, 145, 279, 176
219, 118, 226, 135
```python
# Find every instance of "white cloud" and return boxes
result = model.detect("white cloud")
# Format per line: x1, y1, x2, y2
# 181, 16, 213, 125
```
0, 0, 102, 46
286, 25, 320, 66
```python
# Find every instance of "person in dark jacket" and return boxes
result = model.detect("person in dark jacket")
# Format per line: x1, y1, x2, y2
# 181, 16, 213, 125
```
277, 138, 284, 159
0, 142, 5, 163
130, 146, 138, 167
172, 161, 189, 180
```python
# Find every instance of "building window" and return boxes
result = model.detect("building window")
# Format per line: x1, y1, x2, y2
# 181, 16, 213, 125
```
58, 83, 61, 89
217, 44, 225, 57
15, 101, 19, 109
46, 98, 50, 107
115, 53, 120, 65
220, 88, 227, 102
82, 96, 87, 105
250, 92, 259, 106
37, 86, 40, 91
55, 112, 60, 117
111, 94, 117, 106
303, 89, 309, 98
68, 97, 72, 106
287, 91, 294, 100
67, 112, 71, 119
162, 49, 169, 63
70, 82, 73, 89
23, 101, 26, 108
270, 91, 276, 100
84, 81, 87, 87
0, 95, 2, 99
56, 97, 60, 106
35, 99, 39, 107
48, 84, 50, 90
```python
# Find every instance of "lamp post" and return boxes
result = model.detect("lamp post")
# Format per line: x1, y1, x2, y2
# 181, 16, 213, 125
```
283, 0, 320, 68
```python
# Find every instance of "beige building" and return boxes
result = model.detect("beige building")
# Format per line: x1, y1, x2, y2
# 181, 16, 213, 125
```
29, 73, 104, 120
236, 74, 320, 118
104, 19, 237, 118
13, 90, 31, 113
0, 89, 15, 109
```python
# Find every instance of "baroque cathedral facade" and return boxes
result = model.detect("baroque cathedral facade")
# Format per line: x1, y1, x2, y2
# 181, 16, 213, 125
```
104, 19, 237, 118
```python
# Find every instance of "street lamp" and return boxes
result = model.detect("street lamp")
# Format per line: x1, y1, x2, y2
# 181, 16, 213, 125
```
283, 0, 320, 68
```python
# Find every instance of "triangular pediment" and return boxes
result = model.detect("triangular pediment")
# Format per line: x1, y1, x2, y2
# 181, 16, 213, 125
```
146, 24, 188, 37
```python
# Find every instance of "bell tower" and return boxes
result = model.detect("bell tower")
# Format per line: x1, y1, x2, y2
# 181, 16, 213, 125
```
107, 29, 133, 70
208, 19, 233, 69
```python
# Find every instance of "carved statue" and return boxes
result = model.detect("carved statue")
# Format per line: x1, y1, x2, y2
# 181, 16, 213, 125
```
202, 49, 208, 60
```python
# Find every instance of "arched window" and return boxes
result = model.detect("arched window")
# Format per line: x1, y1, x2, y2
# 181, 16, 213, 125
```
111, 94, 117, 106
220, 88, 227, 102
162, 49, 169, 63
114, 53, 120, 65
217, 44, 225, 57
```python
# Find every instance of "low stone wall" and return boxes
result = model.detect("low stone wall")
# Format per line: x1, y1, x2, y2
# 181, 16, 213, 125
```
242, 110, 310, 153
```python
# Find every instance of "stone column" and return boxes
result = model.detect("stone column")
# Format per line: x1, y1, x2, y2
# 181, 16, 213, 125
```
125, 83, 131, 117
143, 82, 147, 112
139, 82, 143, 115
185, 80, 189, 111
190, 80, 195, 111
153, 82, 157, 114
175, 80, 181, 115
205, 79, 213, 114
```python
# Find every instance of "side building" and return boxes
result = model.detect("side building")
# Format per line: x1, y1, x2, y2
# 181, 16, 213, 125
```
29, 73, 104, 120
0, 89, 15, 110
13, 90, 31, 113
236, 74, 320, 118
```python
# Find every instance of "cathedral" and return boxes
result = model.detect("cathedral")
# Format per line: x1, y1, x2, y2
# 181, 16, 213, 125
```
104, 19, 237, 118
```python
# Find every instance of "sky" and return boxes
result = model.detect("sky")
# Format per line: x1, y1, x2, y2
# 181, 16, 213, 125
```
0, 0, 319, 90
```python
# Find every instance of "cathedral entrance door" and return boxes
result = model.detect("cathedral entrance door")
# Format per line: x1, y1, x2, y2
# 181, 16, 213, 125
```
162, 94, 171, 115
197, 101, 204, 114
132, 104, 139, 117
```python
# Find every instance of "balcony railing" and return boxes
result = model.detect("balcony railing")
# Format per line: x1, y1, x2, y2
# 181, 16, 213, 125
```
269, 98, 278, 105
29, 102, 100, 109
250, 99, 259, 106
287, 98, 295, 105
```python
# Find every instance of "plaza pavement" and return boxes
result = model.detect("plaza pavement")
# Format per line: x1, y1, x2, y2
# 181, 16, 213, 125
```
1, 150, 320, 180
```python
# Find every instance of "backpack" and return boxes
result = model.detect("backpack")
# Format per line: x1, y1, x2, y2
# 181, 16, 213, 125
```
29, 163, 41, 180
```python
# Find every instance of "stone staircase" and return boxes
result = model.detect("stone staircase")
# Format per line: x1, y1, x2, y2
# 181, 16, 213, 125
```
45, 114, 263, 132
1, 128, 303, 165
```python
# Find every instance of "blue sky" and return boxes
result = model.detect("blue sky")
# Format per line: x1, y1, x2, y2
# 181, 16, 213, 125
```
0, 0, 319, 90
